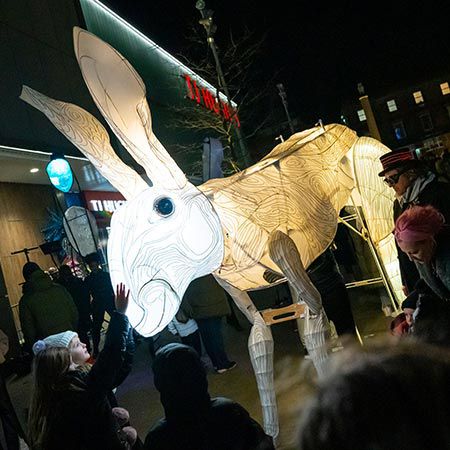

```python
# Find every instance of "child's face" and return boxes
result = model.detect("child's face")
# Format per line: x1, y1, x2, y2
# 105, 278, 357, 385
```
69, 336, 90, 365
403, 307, 415, 326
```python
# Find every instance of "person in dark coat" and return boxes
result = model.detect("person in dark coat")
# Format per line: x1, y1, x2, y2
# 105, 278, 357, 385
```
0, 329, 27, 450
144, 343, 274, 450
19, 262, 78, 353
28, 283, 137, 450
306, 247, 356, 337
58, 264, 93, 353
378, 148, 450, 295
413, 292, 450, 348
84, 253, 115, 357
180, 275, 235, 373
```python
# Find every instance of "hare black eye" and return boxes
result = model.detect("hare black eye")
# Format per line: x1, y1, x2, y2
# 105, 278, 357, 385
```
154, 197, 174, 217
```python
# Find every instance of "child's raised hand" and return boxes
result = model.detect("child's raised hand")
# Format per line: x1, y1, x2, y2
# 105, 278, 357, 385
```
115, 283, 130, 314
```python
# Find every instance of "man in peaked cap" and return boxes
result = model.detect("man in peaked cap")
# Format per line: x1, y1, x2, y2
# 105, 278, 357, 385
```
379, 147, 450, 295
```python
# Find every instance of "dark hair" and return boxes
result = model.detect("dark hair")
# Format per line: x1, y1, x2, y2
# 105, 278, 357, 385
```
400, 159, 425, 175
297, 341, 450, 450
84, 252, 100, 266
152, 343, 210, 423
22, 262, 41, 281
401, 290, 418, 310
58, 264, 72, 278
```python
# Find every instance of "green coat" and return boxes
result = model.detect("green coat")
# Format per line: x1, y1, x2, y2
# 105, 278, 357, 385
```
19, 270, 79, 350
181, 275, 231, 320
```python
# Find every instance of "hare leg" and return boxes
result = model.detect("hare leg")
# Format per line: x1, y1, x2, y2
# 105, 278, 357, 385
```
268, 231, 331, 378
214, 276, 279, 441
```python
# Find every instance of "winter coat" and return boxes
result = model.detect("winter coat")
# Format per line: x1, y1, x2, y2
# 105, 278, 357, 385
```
180, 275, 230, 320
19, 270, 78, 351
394, 178, 450, 293
416, 231, 450, 301
0, 367, 26, 450
307, 248, 344, 296
42, 311, 135, 450
144, 343, 274, 450
84, 270, 115, 311
57, 275, 91, 322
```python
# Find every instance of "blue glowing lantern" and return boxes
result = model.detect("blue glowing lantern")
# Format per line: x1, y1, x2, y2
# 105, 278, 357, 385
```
46, 154, 73, 193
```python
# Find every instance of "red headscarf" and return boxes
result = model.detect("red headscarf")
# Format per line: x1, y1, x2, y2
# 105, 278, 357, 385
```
394, 205, 444, 243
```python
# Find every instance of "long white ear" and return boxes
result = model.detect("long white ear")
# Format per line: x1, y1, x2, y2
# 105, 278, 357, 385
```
20, 86, 148, 200
73, 27, 187, 190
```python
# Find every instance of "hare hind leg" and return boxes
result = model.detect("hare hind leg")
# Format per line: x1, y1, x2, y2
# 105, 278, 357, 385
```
268, 231, 331, 378
213, 276, 279, 441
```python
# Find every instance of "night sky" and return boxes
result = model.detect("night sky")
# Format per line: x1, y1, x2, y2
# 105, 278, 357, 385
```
103, 1, 450, 124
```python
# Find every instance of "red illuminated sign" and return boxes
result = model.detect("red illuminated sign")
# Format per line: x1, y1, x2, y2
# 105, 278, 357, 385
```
183, 74, 240, 127
83, 191, 126, 213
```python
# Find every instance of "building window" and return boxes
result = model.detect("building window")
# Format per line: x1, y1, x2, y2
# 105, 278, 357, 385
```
440, 82, 450, 95
413, 91, 424, 104
393, 121, 406, 140
419, 112, 433, 132
357, 109, 366, 121
386, 100, 397, 112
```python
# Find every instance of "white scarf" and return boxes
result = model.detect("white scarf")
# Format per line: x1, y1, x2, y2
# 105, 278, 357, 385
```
398, 171, 436, 207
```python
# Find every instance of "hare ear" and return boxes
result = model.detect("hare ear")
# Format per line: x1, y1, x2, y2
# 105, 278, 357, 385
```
73, 27, 187, 190
20, 86, 148, 200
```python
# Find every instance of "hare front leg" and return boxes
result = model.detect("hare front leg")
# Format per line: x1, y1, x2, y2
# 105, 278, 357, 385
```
213, 276, 279, 441
268, 231, 331, 378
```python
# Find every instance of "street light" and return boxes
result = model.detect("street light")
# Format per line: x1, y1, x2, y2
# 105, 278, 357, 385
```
195, 0, 252, 167
276, 83, 295, 135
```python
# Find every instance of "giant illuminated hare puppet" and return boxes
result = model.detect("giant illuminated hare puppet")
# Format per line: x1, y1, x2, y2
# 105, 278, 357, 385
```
21, 28, 375, 439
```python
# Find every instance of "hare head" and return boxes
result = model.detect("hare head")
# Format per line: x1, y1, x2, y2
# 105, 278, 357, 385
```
20, 28, 224, 336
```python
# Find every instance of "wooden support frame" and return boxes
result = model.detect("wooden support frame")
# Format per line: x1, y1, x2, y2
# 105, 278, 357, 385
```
261, 302, 306, 326
339, 198, 400, 313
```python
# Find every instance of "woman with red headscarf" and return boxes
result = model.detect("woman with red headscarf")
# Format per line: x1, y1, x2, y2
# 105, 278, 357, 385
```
394, 205, 450, 301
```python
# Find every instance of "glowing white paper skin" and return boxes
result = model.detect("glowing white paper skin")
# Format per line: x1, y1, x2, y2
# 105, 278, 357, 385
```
351, 137, 404, 305
20, 28, 401, 438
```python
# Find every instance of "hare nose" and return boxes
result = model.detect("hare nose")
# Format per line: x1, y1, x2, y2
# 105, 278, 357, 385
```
134, 279, 180, 336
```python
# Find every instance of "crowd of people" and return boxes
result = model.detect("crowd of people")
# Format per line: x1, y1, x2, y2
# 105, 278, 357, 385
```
1, 255, 242, 449
295, 147, 450, 449
379, 147, 450, 344
0, 147, 450, 449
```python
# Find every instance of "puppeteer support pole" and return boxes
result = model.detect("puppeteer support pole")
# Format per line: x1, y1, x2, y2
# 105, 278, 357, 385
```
346, 196, 400, 313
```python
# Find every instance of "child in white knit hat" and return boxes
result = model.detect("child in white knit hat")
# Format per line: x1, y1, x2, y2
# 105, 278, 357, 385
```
29, 283, 138, 449
32, 330, 91, 368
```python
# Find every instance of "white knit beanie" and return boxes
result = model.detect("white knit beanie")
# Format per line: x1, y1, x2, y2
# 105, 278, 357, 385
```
32, 331, 77, 355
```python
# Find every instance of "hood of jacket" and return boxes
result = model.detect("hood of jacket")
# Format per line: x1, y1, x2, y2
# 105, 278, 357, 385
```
153, 343, 211, 424
21, 280, 34, 296
29, 269, 53, 292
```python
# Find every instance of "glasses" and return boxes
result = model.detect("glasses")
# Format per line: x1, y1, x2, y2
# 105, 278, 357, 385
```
383, 170, 407, 187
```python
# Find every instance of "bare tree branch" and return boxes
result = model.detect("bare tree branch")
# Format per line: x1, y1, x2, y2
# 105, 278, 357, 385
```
165, 22, 280, 171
